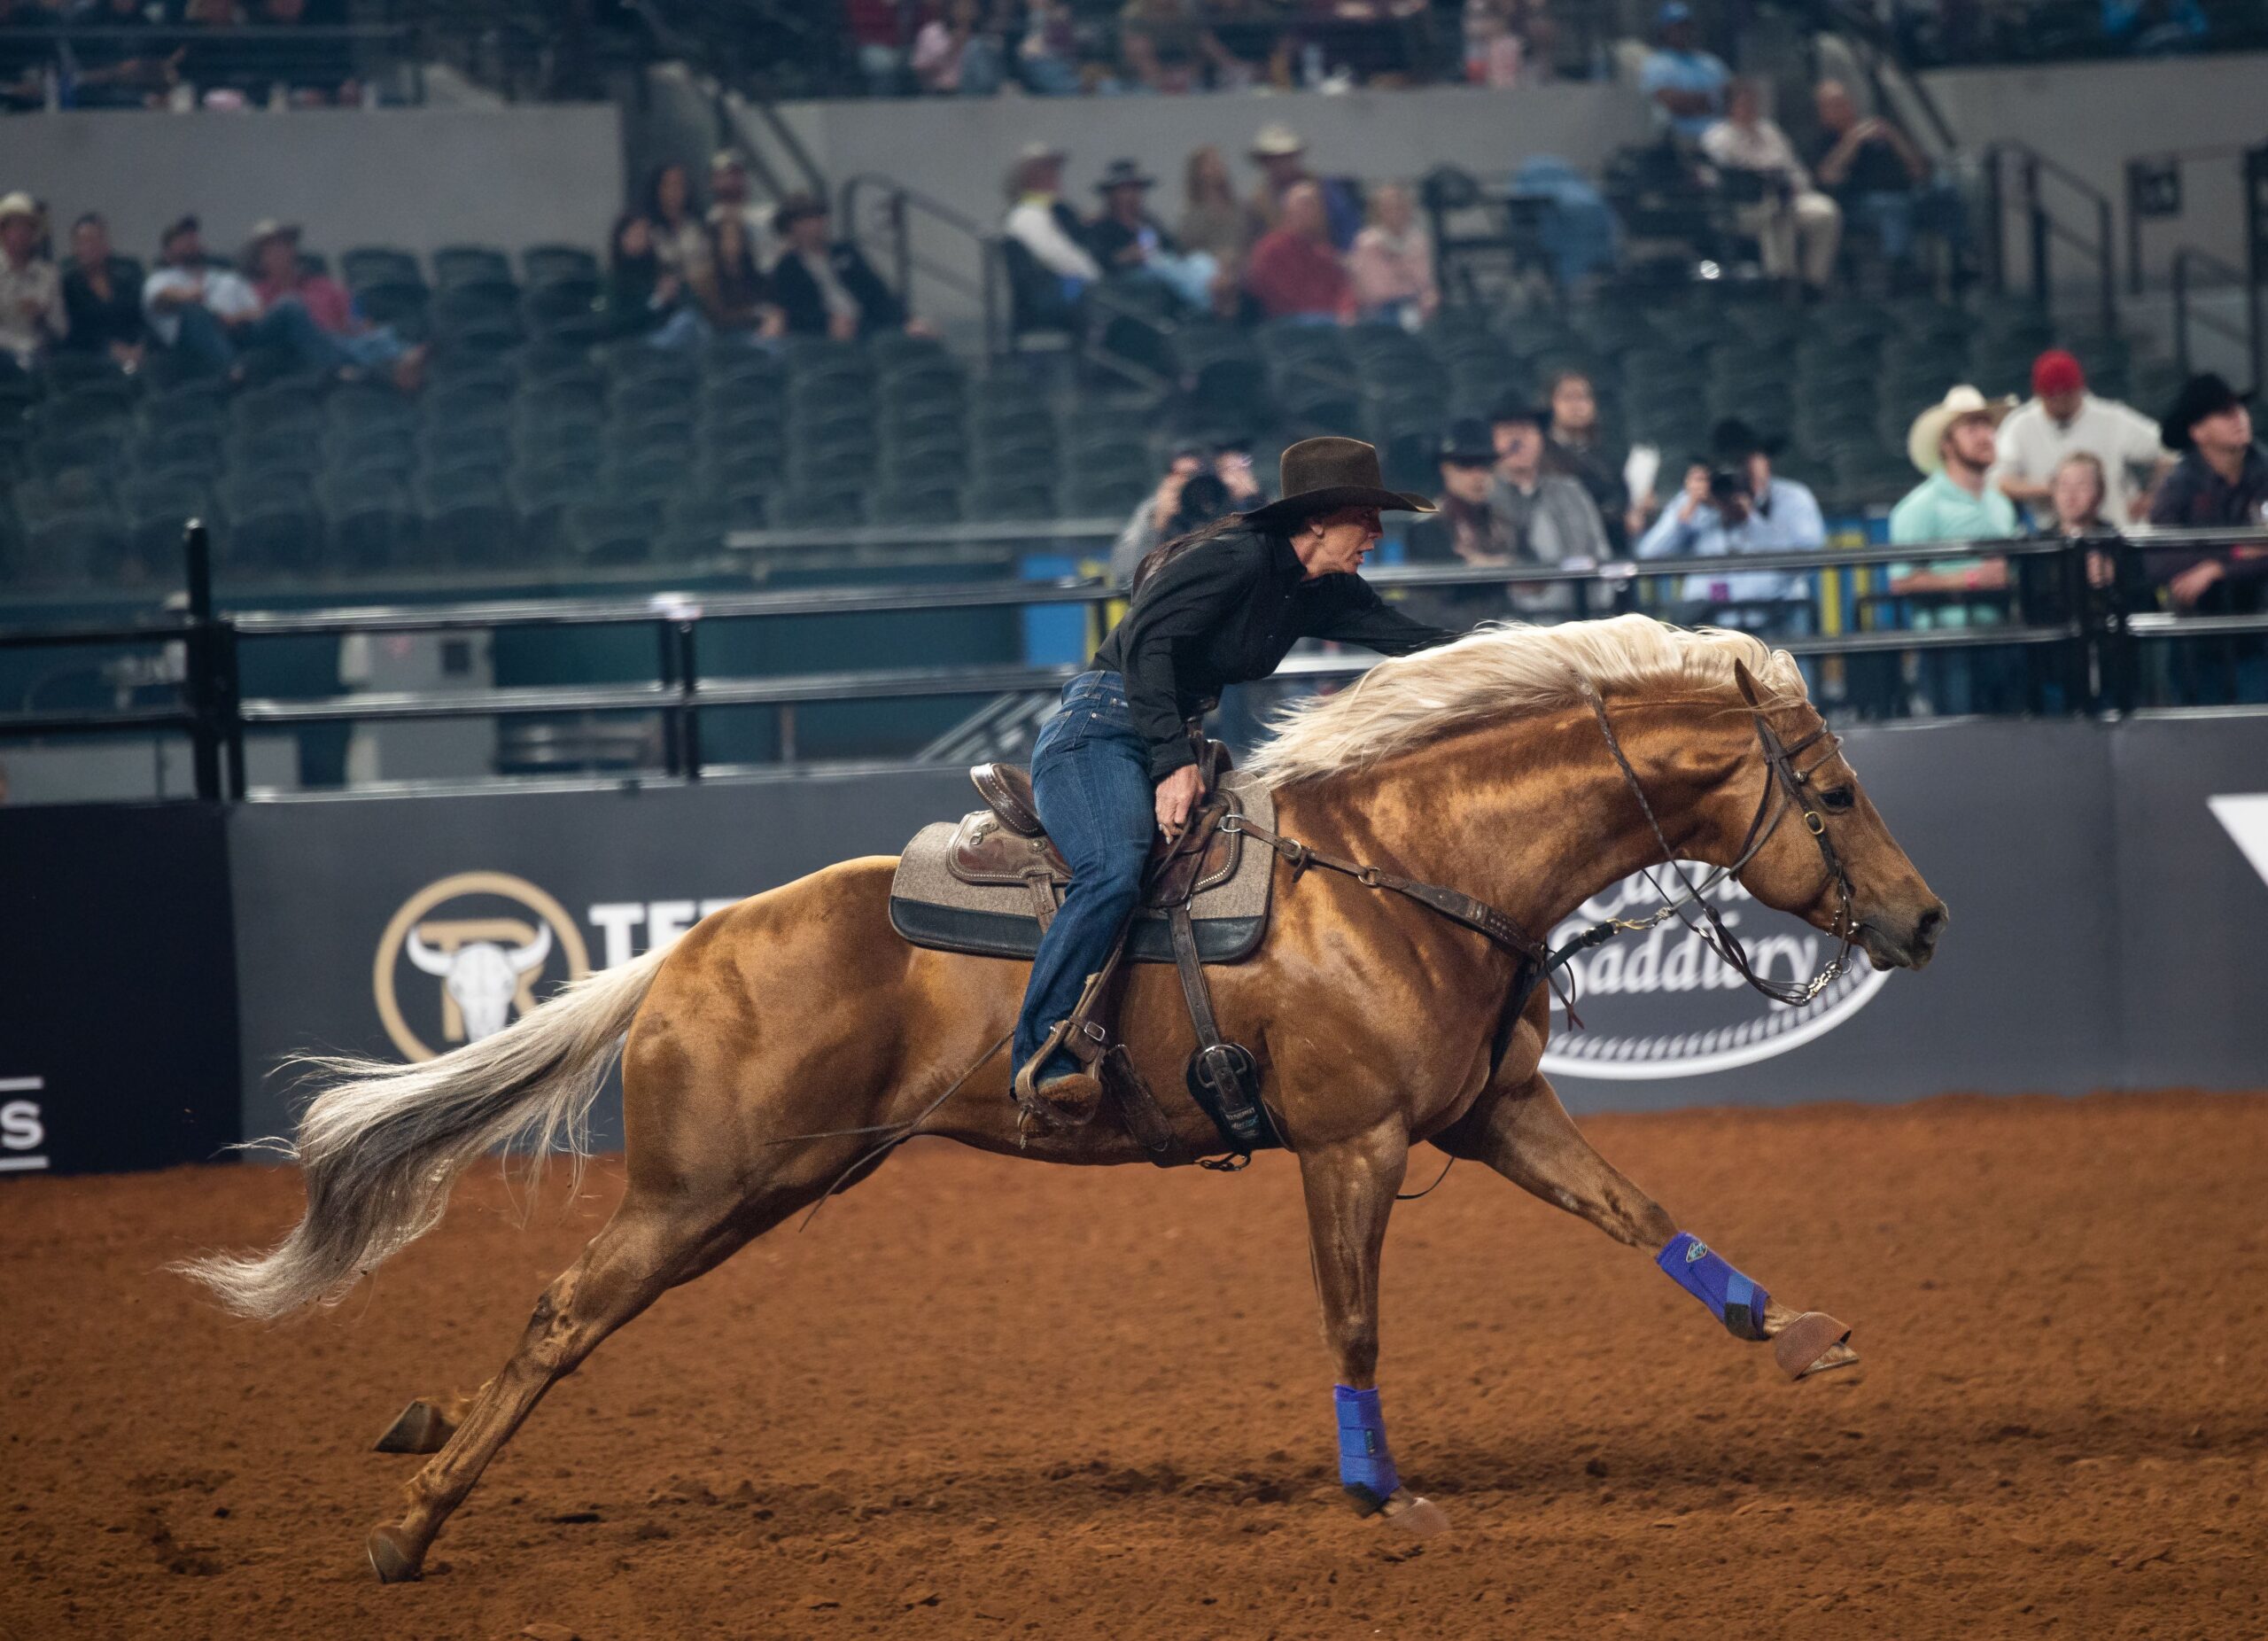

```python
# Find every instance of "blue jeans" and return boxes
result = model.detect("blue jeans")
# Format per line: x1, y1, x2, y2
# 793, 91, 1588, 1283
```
1012, 671, 1158, 1079
170, 299, 387, 377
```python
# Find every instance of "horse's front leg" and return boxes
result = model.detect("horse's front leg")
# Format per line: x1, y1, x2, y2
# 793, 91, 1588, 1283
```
1297, 1119, 1448, 1536
1433, 1069, 1857, 1380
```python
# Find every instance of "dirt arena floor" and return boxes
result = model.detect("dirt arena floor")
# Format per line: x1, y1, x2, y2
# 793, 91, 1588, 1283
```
3, 1091, 2264, 1641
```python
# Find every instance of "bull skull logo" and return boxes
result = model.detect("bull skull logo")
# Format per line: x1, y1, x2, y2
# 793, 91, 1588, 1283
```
373, 872, 591, 1062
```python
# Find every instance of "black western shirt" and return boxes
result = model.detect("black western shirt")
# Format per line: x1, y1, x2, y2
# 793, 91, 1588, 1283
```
2144, 444, 2268, 588
1091, 525, 1459, 778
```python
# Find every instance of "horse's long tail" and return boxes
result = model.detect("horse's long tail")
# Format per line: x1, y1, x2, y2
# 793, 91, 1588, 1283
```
175, 945, 670, 1321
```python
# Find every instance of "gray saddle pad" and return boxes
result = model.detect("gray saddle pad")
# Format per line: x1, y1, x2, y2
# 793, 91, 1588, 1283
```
888, 769, 1277, 964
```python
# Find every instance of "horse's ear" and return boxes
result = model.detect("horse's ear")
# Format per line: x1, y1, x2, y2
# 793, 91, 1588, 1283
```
1732, 657, 1764, 709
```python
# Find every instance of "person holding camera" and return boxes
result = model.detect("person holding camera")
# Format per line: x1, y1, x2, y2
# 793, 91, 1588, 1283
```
1634, 417, 1826, 631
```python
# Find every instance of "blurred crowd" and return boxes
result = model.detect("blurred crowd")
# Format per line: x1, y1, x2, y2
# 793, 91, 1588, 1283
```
0, 0, 367, 113
843, 0, 1568, 98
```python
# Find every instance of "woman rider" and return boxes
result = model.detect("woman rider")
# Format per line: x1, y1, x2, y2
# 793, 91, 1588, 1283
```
1012, 436, 1463, 1124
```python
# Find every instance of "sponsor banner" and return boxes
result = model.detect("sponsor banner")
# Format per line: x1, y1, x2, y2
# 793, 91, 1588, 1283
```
220, 716, 2264, 1152
0, 803, 242, 1175
228, 769, 973, 1145
1545, 718, 2125, 1110
2109, 714, 2268, 1089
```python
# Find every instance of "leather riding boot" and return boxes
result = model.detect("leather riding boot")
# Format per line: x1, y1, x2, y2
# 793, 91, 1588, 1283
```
1012, 1026, 1105, 1129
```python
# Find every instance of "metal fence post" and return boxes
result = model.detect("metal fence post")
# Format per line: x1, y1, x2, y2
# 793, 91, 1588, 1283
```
674, 619, 703, 780
183, 518, 221, 803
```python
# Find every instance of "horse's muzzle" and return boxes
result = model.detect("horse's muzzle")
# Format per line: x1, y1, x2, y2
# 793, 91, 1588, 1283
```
1859, 899, 1948, 971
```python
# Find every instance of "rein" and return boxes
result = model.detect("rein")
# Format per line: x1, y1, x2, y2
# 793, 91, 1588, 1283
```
1223, 682, 1860, 1017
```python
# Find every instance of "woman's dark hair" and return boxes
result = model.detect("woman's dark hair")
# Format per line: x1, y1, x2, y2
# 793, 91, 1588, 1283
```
1165, 472, 1231, 539
646, 162, 693, 224
1131, 509, 1258, 597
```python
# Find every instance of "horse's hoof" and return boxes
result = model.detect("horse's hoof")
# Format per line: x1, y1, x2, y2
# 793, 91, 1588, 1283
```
1773, 1310, 1855, 1380
373, 1398, 457, 1455
1377, 1487, 1449, 1538
365, 1524, 423, 1583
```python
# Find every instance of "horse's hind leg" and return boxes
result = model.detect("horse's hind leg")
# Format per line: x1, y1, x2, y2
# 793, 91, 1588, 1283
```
1432, 1071, 1857, 1380
365, 1194, 751, 1583
1297, 1121, 1447, 1537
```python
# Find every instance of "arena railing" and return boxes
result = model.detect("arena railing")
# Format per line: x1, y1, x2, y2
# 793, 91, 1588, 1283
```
5, 525, 2264, 798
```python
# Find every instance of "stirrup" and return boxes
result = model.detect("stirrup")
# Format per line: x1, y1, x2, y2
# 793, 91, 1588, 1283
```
1011, 1019, 1106, 1128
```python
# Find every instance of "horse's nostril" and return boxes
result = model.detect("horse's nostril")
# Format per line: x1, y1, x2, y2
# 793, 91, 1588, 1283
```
1914, 904, 1946, 950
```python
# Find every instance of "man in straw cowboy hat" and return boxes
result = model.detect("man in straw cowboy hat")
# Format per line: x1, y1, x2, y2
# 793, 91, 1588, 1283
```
1011, 436, 1459, 1127
1002, 140, 1101, 328
1889, 384, 2019, 550
0, 193, 66, 370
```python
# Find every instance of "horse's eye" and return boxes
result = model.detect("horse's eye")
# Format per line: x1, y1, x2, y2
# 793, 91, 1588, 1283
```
1820, 787, 1856, 813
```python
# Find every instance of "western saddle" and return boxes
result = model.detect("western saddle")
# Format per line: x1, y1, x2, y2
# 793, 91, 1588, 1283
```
965, 741, 1278, 1167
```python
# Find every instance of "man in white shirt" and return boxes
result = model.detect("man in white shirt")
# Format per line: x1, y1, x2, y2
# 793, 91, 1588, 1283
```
1991, 349, 2172, 528
1700, 81, 1842, 293
141, 215, 263, 375
0, 193, 66, 369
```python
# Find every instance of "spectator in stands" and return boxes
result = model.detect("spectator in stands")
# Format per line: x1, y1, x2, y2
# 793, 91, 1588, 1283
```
843, 0, 917, 95
1992, 349, 2171, 530
646, 163, 711, 287
60, 214, 145, 368
769, 193, 916, 340
913, 0, 1006, 95
693, 209, 785, 341
1402, 417, 1518, 622
247, 220, 423, 387
1542, 369, 1639, 550
70, 0, 178, 111
1016, 0, 1082, 93
1109, 438, 1264, 580
1003, 142, 1100, 328
1891, 385, 2018, 549
2147, 373, 2268, 611
1348, 182, 1437, 326
1639, 2, 1729, 143
1488, 398, 1607, 608
2047, 451, 2129, 605
0, 0, 62, 115
1244, 181, 1353, 323
1177, 145, 1254, 273
1701, 81, 1841, 296
1635, 418, 1827, 629
2104, 0, 2208, 53
1248, 124, 1362, 249
141, 214, 255, 375
602, 212, 705, 351
1087, 159, 1216, 312
709, 152, 776, 266
0, 194, 66, 370
1806, 80, 1934, 274
1119, 0, 1235, 93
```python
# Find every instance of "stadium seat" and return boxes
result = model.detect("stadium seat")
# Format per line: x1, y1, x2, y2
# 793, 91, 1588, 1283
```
432, 245, 517, 290
770, 486, 866, 529
562, 498, 655, 564
342, 246, 424, 292
226, 427, 325, 482
964, 477, 1059, 521
522, 245, 602, 288
320, 471, 420, 571
871, 483, 961, 525
24, 509, 131, 586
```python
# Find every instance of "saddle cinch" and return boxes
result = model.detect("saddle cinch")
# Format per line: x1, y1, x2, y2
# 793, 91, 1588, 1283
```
888, 742, 1283, 1166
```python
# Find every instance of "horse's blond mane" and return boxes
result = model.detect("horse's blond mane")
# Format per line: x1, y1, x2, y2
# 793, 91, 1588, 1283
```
1245, 614, 1807, 788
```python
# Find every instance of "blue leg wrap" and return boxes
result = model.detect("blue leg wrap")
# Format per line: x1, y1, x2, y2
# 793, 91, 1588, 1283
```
1657, 1232, 1771, 1342
1333, 1385, 1400, 1510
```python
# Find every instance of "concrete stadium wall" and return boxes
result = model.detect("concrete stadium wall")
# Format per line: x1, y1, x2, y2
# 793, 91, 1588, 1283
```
7, 105, 625, 264
1918, 52, 2268, 299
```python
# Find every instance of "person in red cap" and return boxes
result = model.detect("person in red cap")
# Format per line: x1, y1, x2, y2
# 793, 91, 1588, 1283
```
1992, 347, 2171, 528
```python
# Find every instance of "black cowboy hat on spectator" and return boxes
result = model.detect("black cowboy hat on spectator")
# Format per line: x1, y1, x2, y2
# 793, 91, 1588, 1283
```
1438, 418, 1495, 464
1240, 437, 1434, 529
1487, 396, 1548, 430
1094, 159, 1155, 193
160, 214, 200, 248
772, 192, 828, 237
2161, 372, 2254, 452
1709, 417, 1783, 462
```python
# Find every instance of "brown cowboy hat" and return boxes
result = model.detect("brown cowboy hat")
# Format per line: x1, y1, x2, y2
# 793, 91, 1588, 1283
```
1241, 437, 1434, 530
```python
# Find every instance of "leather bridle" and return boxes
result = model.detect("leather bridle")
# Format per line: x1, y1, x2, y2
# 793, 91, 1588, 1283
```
1559, 680, 1859, 1007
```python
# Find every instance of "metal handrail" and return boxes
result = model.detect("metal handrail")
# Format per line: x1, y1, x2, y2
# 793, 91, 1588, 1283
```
838, 173, 1001, 354
11, 524, 2268, 798
1985, 140, 2117, 332
2171, 245, 2264, 388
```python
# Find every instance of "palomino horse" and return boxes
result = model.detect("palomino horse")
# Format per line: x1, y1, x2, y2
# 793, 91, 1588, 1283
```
182, 617, 1946, 1582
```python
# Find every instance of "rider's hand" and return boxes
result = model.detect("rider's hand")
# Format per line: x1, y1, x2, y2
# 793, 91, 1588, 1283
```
1154, 764, 1204, 839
